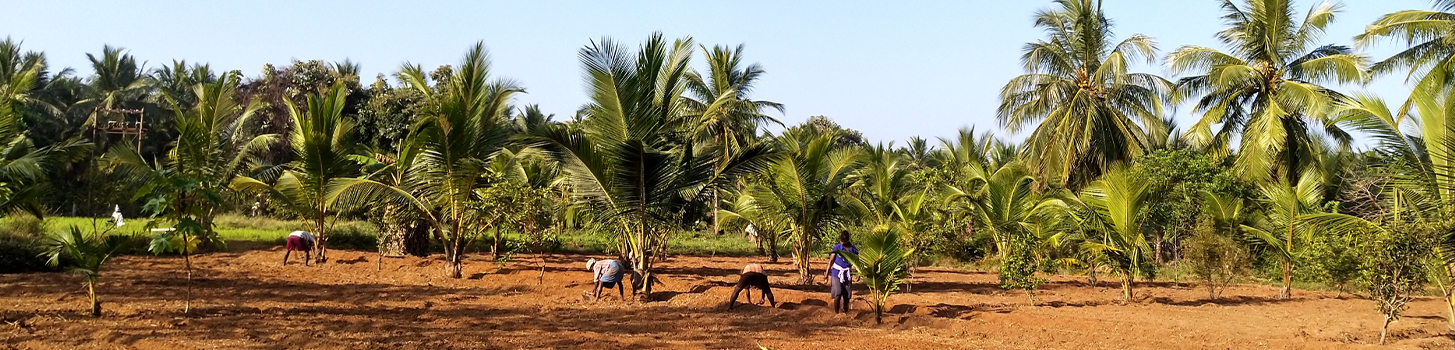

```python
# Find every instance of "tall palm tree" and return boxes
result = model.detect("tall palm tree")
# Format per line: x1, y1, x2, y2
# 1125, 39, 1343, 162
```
333, 42, 523, 278
533, 33, 779, 292
683, 44, 784, 238
81, 45, 153, 129
998, 0, 1173, 188
1167, 0, 1368, 183
0, 39, 89, 216
233, 81, 357, 263
1357, 0, 1455, 101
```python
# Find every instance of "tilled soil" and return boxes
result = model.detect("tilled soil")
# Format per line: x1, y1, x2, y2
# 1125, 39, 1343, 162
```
1, 248, 1452, 349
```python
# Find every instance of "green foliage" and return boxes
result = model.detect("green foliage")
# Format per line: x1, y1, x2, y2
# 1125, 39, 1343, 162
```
42, 225, 130, 316
998, 230, 1046, 302
1360, 226, 1430, 345
839, 227, 914, 324
1183, 225, 1250, 299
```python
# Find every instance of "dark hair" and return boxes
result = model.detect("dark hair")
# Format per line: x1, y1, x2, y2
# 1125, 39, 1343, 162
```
838, 230, 853, 248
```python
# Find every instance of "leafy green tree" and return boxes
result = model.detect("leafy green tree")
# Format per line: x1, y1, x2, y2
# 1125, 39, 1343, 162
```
998, 0, 1172, 188
840, 227, 914, 324
1167, 0, 1367, 183
1132, 148, 1245, 263
42, 225, 130, 317
232, 81, 357, 263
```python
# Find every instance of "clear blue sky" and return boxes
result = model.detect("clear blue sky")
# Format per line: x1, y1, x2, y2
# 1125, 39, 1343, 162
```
1, 0, 1431, 146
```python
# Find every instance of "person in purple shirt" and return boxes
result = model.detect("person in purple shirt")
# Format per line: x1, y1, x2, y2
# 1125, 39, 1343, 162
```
823, 230, 858, 314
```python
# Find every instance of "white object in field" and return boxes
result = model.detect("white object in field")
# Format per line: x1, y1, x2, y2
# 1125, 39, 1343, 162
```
149, 228, 175, 232
111, 205, 125, 227
289, 230, 316, 242
746, 224, 757, 237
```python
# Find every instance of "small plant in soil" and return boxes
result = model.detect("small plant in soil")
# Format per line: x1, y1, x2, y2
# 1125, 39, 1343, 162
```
42, 225, 130, 317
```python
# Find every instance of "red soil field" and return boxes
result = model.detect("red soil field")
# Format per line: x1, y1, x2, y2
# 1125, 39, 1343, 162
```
2, 248, 1453, 349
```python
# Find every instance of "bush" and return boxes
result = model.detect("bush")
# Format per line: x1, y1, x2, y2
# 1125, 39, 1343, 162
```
0, 215, 53, 273
1183, 228, 1249, 299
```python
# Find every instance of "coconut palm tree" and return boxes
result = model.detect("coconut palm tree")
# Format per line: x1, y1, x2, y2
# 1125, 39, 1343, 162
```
1167, 0, 1368, 183
115, 71, 273, 248
943, 161, 1059, 260
1242, 170, 1326, 299
716, 181, 789, 262
332, 42, 523, 279
1357, 0, 1455, 99
998, 0, 1173, 188
839, 227, 914, 324
532, 33, 779, 293
1072, 166, 1156, 303
758, 129, 864, 284
683, 44, 784, 238
1330, 91, 1455, 326
232, 81, 358, 263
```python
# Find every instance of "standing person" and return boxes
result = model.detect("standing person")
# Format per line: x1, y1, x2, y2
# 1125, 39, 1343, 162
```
823, 230, 858, 313
283, 230, 316, 266
728, 263, 776, 309
586, 258, 633, 302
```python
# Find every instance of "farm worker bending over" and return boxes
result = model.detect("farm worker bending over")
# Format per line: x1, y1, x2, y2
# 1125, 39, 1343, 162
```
728, 263, 776, 309
283, 231, 316, 266
586, 258, 633, 302
824, 230, 858, 314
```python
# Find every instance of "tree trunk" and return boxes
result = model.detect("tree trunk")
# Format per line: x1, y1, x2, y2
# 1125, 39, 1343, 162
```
447, 251, 463, 279
1381, 315, 1392, 345
1087, 265, 1098, 286
1445, 263, 1455, 329
491, 227, 502, 260
711, 190, 719, 236
767, 230, 779, 263
1121, 273, 1134, 304
88, 282, 100, 317
793, 226, 813, 285
1154, 236, 1164, 265
1280, 260, 1292, 299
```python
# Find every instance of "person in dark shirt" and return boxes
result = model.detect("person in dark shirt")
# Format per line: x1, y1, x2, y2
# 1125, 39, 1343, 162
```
823, 230, 858, 313
728, 263, 776, 309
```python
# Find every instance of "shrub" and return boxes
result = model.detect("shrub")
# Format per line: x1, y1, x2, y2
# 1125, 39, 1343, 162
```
0, 215, 52, 273
1183, 227, 1249, 299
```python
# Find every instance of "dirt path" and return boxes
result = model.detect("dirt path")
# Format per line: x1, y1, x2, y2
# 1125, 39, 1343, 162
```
1, 249, 1451, 349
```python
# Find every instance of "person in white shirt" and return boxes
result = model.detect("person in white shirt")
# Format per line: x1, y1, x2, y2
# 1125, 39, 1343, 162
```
111, 205, 125, 227
284, 231, 316, 266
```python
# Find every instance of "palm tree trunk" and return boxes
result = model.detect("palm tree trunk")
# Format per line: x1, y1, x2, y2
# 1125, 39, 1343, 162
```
491, 227, 501, 260
183, 235, 192, 313
711, 190, 719, 236
1121, 272, 1134, 304
1281, 205, 1295, 299
793, 226, 813, 285
87, 281, 100, 317
1445, 263, 1455, 329
768, 229, 778, 263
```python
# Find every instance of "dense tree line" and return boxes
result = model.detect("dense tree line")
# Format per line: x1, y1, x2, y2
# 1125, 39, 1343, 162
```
8, 0, 1455, 339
